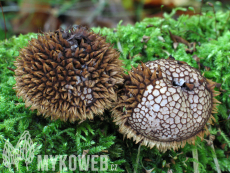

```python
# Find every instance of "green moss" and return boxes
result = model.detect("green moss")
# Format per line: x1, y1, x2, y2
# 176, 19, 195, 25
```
0, 8, 230, 173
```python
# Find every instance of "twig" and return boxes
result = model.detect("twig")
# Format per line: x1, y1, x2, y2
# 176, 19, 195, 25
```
222, 11, 230, 32
136, 0, 145, 22
7, 67, 15, 72
1, 5, 133, 18
85, 0, 106, 25
160, 5, 164, 32
199, 0, 203, 25
0, 1, 7, 40
207, 2, 218, 39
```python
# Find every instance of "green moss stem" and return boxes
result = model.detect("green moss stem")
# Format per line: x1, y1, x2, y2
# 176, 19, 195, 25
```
192, 146, 199, 173
134, 143, 142, 173
210, 142, 221, 173
209, 126, 221, 173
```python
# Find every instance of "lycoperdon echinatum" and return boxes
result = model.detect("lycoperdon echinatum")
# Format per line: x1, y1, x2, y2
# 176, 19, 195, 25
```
14, 26, 124, 122
112, 57, 220, 152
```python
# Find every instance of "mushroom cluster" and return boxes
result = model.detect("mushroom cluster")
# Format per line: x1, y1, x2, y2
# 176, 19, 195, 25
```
14, 26, 124, 122
112, 57, 220, 151
14, 25, 220, 151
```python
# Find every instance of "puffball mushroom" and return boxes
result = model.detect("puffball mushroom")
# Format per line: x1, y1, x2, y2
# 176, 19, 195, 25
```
112, 57, 220, 152
14, 26, 124, 122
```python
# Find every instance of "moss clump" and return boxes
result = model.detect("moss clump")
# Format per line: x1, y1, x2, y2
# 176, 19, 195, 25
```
0, 7, 230, 173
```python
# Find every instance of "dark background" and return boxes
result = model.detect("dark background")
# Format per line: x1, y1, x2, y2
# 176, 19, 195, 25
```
0, 0, 230, 40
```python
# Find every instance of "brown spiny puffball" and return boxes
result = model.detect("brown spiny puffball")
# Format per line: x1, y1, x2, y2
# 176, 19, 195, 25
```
112, 57, 220, 152
14, 26, 124, 122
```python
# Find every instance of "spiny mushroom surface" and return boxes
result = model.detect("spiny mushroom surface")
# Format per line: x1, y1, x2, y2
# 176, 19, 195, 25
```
112, 58, 220, 152
14, 26, 124, 122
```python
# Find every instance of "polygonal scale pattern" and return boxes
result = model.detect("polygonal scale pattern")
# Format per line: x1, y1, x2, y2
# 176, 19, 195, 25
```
127, 59, 212, 142
14, 26, 124, 122
129, 80, 211, 142
112, 59, 216, 151
145, 59, 203, 88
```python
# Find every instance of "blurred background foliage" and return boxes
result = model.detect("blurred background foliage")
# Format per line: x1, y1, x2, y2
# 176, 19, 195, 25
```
1, 0, 230, 40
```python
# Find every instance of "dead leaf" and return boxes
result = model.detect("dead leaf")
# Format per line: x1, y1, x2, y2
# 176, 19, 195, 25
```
101, 150, 108, 153
170, 158, 175, 165
192, 55, 200, 62
78, 119, 85, 125
146, 24, 154, 28
141, 35, 150, 43
192, 55, 201, 69
43, 9, 60, 32
210, 135, 215, 141
7, 67, 15, 72
167, 169, 173, 173
167, 55, 175, 60
185, 42, 197, 54
219, 87, 226, 92
144, 158, 152, 162
166, 163, 171, 168
163, 50, 170, 56
173, 42, 179, 49
133, 53, 143, 60
145, 167, 155, 173
169, 30, 197, 53
215, 83, 221, 88
205, 66, 211, 71
158, 36, 165, 42
169, 30, 190, 47
11, 0, 52, 34
221, 143, 227, 150
81, 149, 89, 159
